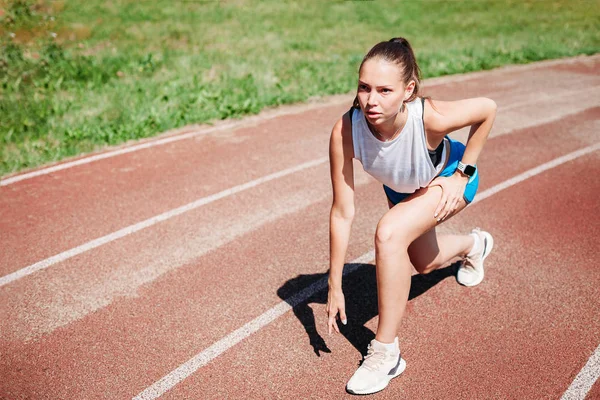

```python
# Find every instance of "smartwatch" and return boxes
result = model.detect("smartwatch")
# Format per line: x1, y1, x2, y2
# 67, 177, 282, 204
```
456, 161, 476, 177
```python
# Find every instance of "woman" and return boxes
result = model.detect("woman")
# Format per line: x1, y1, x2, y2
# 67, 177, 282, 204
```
327, 37, 497, 395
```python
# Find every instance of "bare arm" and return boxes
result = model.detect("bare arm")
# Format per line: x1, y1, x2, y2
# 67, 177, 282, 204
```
424, 97, 497, 165
327, 111, 355, 333
424, 97, 497, 220
328, 111, 355, 287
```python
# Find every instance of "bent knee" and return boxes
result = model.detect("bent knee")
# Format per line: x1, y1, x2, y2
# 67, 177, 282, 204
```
375, 220, 409, 253
375, 221, 393, 246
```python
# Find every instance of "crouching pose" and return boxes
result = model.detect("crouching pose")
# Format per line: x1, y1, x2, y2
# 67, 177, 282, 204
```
327, 37, 497, 395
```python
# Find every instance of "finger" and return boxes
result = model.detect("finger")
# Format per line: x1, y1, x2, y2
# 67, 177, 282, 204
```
435, 196, 447, 220
339, 309, 347, 326
452, 197, 460, 212
441, 205, 450, 221
329, 319, 340, 336
451, 193, 461, 210
328, 315, 335, 335
443, 198, 457, 220
440, 200, 453, 220
445, 197, 460, 219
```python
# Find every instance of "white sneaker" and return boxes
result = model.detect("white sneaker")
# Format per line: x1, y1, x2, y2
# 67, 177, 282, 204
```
346, 337, 406, 395
457, 228, 494, 287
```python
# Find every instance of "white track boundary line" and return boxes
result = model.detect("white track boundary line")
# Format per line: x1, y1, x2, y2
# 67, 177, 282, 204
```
561, 343, 600, 400
132, 142, 600, 400
2, 143, 598, 289
0, 100, 346, 187
132, 250, 375, 400
3, 54, 597, 187
0, 157, 327, 288
0, 121, 242, 187
471, 143, 600, 204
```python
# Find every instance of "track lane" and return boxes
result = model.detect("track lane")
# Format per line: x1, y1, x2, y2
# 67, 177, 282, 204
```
161, 152, 600, 400
1, 107, 597, 344
2, 56, 599, 275
0, 107, 339, 274
1, 107, 598, 398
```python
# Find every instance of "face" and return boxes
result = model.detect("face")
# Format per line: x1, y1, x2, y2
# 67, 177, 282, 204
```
357, 58, 415, 125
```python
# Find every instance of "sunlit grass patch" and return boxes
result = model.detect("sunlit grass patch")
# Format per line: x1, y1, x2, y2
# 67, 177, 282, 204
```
1, 0, 599, 176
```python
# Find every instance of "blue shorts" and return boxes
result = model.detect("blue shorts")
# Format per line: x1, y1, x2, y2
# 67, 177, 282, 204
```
383, 137, 480, 206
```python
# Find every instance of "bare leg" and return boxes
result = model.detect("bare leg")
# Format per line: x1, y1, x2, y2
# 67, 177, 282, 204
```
387, 197, 475, 275
375, 187, 470, 343
408, 233, 474, 274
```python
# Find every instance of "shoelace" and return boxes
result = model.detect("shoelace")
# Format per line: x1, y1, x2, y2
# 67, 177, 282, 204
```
361, 344, 387, 371
462, 257, 475, 270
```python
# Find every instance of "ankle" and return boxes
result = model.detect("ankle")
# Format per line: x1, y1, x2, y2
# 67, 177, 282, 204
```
373, 336, 399, 352
466, 232, 481, 257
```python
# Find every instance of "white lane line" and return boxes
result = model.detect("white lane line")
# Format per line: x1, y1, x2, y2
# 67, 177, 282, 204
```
561, 343, 600, 400
0, 99, 347, 187
2, 143, 598, 290
0, 157, 327, 288
132, 250, 374, 400
132, 143, 600, 400
471, 142, 600, 205
0, 123, 240, 187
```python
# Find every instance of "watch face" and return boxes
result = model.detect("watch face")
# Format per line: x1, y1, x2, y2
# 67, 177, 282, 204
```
464, 165, 476, 176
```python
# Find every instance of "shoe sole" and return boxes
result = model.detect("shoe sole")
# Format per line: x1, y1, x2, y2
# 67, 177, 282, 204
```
458, 231, 494, 287
346, 358, 407, 395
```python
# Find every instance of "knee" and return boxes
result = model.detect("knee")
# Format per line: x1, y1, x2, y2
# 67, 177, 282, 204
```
375, 219, 408, 254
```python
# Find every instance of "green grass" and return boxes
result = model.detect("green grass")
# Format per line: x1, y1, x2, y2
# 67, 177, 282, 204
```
1, 0, 598, 176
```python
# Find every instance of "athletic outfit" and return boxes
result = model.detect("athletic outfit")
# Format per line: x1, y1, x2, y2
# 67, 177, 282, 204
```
349, 97, 479, 205
344, 97, 493, 395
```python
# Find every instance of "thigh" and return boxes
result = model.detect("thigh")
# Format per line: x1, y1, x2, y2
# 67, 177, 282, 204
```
378, 186, 444, 246
387, 191, 469, 270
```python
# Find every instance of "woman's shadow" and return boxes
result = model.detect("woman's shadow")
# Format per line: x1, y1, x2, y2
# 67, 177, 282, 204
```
276, 261, 460, 358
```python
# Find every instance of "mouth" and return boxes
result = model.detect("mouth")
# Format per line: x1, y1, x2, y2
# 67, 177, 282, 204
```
366, 111, 381, 117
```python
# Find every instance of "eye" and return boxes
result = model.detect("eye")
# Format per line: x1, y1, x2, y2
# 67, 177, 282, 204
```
358, 84, 368, 90
382, 88, 392, 93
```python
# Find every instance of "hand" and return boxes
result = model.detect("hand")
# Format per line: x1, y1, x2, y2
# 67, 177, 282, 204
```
428, 172, 469, 222
326, 287, 347, 335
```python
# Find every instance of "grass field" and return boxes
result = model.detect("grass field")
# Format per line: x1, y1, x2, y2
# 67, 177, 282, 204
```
1, 0, 598, 176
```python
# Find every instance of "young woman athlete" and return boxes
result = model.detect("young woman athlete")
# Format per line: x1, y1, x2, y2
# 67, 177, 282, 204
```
327, 37, 497, 395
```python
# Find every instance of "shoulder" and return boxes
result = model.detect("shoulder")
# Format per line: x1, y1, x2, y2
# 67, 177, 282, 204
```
330, 108, 355, 152
423, 97, 497, 135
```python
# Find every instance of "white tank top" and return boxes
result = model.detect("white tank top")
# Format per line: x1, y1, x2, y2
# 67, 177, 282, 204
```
351, 97, 446, 193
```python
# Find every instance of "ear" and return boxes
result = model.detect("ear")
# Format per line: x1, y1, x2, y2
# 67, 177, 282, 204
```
404, 80, 416, 101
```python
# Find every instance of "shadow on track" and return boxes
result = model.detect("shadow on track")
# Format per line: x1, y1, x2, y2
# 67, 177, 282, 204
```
277, 261, 461, 357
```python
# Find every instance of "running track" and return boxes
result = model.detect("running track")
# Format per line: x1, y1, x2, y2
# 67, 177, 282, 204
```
1, 55, 599, 399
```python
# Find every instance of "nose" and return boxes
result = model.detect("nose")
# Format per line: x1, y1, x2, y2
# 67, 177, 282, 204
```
367, 91, 378, 107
